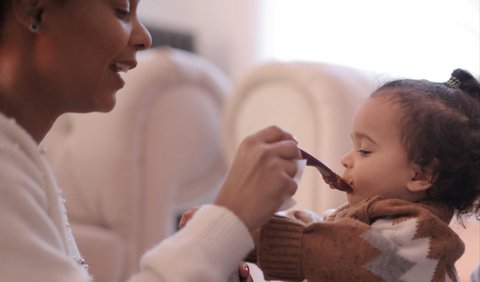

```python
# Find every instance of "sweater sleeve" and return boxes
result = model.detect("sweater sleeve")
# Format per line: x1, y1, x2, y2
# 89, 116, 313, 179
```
128, 205, 254, 282
256, 202, 464, 282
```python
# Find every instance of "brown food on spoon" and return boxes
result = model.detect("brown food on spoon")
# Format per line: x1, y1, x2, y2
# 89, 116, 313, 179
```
300, 149, 353, 193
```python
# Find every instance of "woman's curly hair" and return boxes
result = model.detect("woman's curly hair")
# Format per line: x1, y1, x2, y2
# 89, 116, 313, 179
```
0, 2, 11, 29
371, 69, 480, 220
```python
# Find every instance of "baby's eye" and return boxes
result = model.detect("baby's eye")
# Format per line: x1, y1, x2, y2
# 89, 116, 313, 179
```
358, 149, 371, 157
115, 8, 130, 20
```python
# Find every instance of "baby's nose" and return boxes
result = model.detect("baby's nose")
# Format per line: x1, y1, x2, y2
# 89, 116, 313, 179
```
341, 152, 353, 168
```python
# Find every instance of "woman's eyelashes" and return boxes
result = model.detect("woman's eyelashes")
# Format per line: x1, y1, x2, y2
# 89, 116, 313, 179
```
115, 8, 130, 20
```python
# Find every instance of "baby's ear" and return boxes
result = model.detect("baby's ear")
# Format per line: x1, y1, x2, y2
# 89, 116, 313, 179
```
406, 162, 436, 192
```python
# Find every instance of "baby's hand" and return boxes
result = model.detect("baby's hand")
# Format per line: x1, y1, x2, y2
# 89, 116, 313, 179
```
227, 262, 252, 282
286, 210, 322, 224
239, 262, 252, 282
178, 207, 199, 229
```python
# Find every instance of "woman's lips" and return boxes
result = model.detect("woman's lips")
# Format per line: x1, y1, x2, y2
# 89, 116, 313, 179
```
110, 70, 125, 89
108, 60, 137, 90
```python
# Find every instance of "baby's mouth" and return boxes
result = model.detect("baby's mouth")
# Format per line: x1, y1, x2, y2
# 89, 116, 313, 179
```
335, 177, 354, 193
344, 179, 355, 193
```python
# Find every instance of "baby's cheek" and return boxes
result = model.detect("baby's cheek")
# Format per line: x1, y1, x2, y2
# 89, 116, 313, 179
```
355, 175, 379, 196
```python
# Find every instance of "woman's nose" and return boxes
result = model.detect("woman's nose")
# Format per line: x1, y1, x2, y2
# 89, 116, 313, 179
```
341, 151, 353, 169
131, 20, 153, 51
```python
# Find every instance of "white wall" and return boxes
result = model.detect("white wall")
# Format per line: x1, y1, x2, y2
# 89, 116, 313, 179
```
139, 0, 480, 82
259, 0, 480, 81
138, 0, 261, 81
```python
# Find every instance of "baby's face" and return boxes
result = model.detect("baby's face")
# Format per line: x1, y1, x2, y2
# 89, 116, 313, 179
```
341, 96, 425, 205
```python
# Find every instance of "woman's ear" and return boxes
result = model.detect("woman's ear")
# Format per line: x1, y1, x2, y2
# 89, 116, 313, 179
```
12, 0, 44, 31
406, 162, 436, 192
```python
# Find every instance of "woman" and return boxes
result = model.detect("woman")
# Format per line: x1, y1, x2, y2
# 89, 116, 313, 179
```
0, 0, 301, 281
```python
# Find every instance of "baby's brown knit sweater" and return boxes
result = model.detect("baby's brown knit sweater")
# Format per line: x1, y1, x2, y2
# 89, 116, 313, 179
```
249, 196, 464, 282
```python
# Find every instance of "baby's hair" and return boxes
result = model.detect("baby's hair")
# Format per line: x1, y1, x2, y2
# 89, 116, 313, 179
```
371, 69, 480, 220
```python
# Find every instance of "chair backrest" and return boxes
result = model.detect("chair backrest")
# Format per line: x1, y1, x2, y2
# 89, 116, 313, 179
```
41, 47, 230, 279
223, 61, 375, 213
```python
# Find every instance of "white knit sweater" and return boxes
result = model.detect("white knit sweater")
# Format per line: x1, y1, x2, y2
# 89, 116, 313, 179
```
0, 112, 253, 282
0, 113, 90, 281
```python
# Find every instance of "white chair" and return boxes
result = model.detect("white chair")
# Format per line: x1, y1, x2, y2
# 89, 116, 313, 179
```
41, 47, 230, 282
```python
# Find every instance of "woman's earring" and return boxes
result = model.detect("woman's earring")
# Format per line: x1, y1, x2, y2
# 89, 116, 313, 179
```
31, 22, 39, 33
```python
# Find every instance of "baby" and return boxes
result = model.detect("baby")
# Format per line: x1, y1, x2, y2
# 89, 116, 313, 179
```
248, 69, 480, 282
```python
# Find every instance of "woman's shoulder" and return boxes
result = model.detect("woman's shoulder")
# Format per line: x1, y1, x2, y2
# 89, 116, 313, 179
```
0, 112, 46, 168
0, 113, 49, 208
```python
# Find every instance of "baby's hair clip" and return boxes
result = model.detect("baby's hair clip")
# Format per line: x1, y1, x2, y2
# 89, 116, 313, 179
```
444, 76, 461, 89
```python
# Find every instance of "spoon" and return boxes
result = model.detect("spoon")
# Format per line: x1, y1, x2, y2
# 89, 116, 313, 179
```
300, 148, 353, 193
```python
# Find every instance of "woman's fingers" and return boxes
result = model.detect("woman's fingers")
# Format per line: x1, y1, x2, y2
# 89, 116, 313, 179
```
273, 150, 301, 177
215, 126, 301, 232
248, 126, 301, 160
268, 139, 302, 160
178, 207, 199, 229
256, 125, 298, 144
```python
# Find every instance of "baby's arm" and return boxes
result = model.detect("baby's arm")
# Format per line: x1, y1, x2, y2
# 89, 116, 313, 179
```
254, 215, 374, 281
254, 206, 463, 282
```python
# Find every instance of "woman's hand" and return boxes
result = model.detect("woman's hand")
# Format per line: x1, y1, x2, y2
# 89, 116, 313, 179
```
178, 207, 199, 229
215, 126, 301, 232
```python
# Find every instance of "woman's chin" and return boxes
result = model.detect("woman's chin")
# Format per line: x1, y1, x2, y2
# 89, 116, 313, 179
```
94, 94, 117, 113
